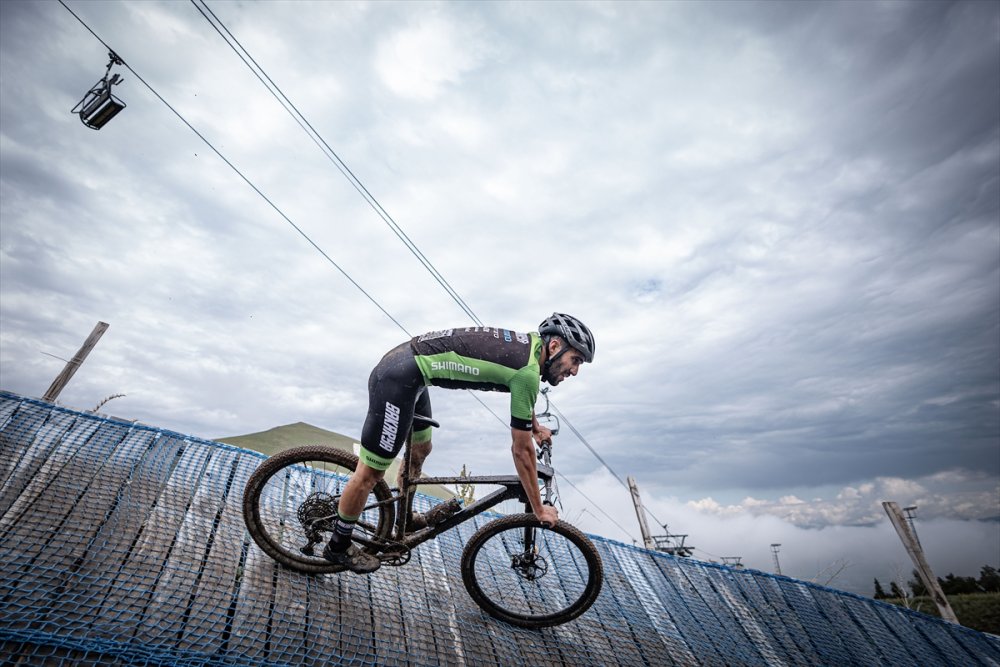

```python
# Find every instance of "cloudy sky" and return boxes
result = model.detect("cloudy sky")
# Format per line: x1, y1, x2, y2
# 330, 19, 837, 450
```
1, 0, 997, 596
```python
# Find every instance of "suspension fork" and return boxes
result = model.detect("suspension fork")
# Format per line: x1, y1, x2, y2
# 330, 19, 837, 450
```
522, 524, 538, 553
520, 440, 556, 551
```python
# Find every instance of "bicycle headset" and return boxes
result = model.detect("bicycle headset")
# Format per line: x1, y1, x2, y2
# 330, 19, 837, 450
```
538, 312, 596, 378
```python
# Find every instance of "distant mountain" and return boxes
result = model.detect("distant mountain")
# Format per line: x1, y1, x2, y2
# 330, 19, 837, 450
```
216, 422, 358, 458
217, 422, 455, 500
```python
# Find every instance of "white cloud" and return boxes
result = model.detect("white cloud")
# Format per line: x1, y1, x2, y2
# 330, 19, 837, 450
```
1, 0, 997, 597
561, 466, 999, 596
375, 15, 486, 100
675, 475, 998, 530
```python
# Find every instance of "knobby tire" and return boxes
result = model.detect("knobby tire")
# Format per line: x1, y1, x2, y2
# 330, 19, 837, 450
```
461, 513, 603, 628
242, 445, 394, 574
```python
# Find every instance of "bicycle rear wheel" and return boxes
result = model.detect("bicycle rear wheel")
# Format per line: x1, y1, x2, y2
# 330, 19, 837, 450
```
242, 445, 394, 574
461, 514, 603, 628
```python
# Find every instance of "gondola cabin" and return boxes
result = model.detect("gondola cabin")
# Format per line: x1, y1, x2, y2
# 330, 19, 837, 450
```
72, 52, 126, 130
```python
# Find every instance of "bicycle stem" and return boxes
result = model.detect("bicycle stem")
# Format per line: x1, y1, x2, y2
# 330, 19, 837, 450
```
537, 441, 558, 507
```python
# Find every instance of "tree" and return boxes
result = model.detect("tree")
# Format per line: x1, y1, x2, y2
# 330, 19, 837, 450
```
908, 569, 927, 597
873, 578, 888, 600
890, 580, 906, 600
979, 565, 1000, 593
939, 573, 979, 595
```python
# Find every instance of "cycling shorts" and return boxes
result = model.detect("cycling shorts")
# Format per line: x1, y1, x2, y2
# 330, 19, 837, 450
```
359, 342, 434, 471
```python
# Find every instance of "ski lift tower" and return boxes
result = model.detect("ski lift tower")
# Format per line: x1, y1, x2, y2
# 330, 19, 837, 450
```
625, 476, 695, 557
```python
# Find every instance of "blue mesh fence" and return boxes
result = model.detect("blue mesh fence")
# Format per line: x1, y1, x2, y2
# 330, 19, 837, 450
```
1, 390, 998, 666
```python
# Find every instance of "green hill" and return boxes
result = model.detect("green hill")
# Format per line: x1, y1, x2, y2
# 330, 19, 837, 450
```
216, 422, 357, 457
217, 422, 455, 500
883, 594, 1000, 635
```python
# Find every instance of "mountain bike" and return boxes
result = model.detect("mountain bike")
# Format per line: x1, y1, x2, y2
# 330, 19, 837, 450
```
241, 423, 603, 629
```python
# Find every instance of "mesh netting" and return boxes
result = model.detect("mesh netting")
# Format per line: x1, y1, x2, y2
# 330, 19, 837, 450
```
1, 390, 998, 666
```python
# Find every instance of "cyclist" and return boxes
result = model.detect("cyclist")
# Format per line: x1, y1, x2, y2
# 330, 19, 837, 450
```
324, 312, 596, 574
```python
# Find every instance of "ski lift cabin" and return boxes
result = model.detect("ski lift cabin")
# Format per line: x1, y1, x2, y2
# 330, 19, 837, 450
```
72, 52, 126, 130
652, 528, 695, 558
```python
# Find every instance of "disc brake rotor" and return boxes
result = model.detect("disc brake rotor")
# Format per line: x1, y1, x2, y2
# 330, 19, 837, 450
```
511, 551, 549, 581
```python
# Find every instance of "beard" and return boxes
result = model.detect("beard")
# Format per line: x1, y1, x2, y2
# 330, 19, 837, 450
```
542, 363, 564, 386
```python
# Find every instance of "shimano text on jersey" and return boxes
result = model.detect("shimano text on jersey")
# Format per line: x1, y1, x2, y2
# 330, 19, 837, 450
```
430, 360, 481, 376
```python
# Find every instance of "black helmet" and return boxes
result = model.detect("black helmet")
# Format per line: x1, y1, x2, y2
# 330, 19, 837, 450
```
538, 312, 595, 363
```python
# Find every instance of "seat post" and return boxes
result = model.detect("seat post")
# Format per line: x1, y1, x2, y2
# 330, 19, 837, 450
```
398, 413, 437, 534
398, 432, 416, 533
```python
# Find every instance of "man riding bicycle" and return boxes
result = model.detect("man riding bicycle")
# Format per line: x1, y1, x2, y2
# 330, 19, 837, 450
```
324, 312, 596, 574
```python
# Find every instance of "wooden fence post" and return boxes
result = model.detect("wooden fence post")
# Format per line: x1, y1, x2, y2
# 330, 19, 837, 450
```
883, 501, 960, 624
628, 476, 656, 550
42, 321, 110, 402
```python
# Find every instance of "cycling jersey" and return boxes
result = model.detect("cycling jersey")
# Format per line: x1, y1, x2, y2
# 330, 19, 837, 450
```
358, 327, 542, 472
410, 327, 542, 431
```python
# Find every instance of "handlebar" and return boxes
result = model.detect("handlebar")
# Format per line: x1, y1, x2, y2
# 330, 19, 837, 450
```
536, 439, 558, 508
537, 439, 552, 466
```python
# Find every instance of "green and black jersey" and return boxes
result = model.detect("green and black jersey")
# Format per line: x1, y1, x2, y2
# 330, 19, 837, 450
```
410, 327, 542, 431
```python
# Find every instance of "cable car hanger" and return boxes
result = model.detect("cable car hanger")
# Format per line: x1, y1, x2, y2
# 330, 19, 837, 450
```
71, 50, 126, 130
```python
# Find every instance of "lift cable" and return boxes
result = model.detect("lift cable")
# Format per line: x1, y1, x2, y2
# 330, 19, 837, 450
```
57, 0, 410, 337
189, 2, 645, 518
59, 0, 653, 548
188, 4, 647, 515
555, 471, 640, 542
190, 0, 483, 327
550, 400, 677, 534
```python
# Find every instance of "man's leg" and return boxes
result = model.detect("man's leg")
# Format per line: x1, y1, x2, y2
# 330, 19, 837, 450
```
401, 388, 434, 487
396, 437, 432, 490
406, 430, 459, 528
400, 390, 436, 529
398, 432, 432, 531
339, 461, 385, 517
325, 341, 423, 573
323, 461, 384, 574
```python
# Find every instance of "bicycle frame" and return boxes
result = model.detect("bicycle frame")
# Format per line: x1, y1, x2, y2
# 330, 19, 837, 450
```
351, 446, 556, 555
355, 387, 562, 557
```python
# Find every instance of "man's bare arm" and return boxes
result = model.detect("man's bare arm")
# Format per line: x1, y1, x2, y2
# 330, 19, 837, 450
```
511, 427, 558, 526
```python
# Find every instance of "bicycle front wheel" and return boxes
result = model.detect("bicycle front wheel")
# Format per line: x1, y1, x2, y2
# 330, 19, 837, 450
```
461, 514, 603, 628
242, 445, 394, 574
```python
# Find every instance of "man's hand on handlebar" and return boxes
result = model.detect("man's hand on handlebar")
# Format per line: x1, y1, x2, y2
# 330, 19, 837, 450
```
532, 424, 553, 446
535, 504, 559, 528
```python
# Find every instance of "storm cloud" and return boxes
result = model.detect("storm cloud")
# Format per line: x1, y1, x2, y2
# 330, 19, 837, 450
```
1, 1, 997, 594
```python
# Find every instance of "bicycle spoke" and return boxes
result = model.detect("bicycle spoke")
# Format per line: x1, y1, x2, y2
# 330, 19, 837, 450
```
474, 523, 583, 618
251, 453, 385, 564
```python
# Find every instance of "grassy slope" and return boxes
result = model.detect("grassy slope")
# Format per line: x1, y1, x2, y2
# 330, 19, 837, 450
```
882, 593, 1000, 635
216, 422, 455, 500
216, 422, 358, 458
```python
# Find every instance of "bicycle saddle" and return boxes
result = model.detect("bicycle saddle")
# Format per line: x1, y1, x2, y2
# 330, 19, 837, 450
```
413, 414, 440, 429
